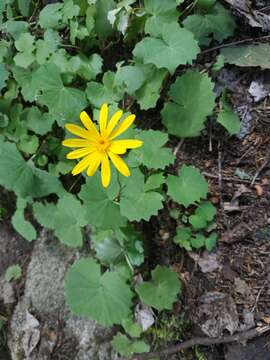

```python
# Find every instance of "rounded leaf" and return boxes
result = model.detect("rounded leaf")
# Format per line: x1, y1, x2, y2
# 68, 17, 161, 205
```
65, 258, 133, 326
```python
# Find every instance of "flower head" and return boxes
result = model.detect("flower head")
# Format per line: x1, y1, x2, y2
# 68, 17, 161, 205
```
62, 103, 143, 187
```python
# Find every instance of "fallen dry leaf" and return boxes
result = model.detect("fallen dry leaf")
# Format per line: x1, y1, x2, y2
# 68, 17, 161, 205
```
22, 311, 40, 358
262, 316, 270, 325
254, 184, 263, 197
135, 304, 155, 331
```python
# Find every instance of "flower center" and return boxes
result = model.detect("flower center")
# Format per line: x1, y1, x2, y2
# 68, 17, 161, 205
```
96, 137, 110, 151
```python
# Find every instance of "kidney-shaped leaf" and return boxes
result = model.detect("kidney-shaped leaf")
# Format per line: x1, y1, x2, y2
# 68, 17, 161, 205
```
167, 165, 209, 207
65, 258, 133, 326
136, 265, 181, 311
162, 70, 216, 137
133, 23, 199, 74
0, 139, 62, 198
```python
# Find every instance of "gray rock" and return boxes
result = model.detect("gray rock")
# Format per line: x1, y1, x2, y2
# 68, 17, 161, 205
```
194, 292, 239, 338
225, 336, 270, 360
248, 80, 269, 102
0, 278, 15, 305
197, 251, 222, 274
7, 230, 121, 360
0, 223, 32, 276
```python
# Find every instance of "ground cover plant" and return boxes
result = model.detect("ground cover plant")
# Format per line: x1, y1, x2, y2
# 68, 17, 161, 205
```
1, 0, 270, 359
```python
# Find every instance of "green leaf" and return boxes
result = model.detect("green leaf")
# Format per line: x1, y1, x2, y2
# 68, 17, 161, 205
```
33, 195, 87, 247
86, 71, 124, 108
189, 202, 216, 230
135, 130, 175, 169
144, 0, 179, 37
18, 0, 31, 16
183, 4, 235, 45
174, 227, 192, 251
0, 39, 10, 62
2, 20, 28, 39
121, 317, 142, 338
14, 52, 35, 68
18, 134, 39, 155
50, 49, 70, 73
12, 66, 39, 102
5, 264, 22, 282
144, 173, 165, 192
136, 265, 181, 311
116, 227, 145, 266
69, 53, 103, 81
167, 165, 209, 207
221, 44, 270, 69
112, 333, 149, 358
196, 201, 216, 222
120, 168, 164, 221
0, 112, 9, 128
62, 0, 80, 22
94, 230, 144, 267
11, 197, 36, 242
33, 63, 87, 124
205, 232, 218, 251
36, 29, 60, 65
54, 195, 87, 247
212, 54, 225, 72
217, 105, 241, 135
14, 32, 35, 52
65, 258, 133, 325
114, 62, 166, 110
135, 65, 166, 110
14, 32, 35, 68
189, 213, 207, 230
24, 107, 54, 135
115, 64, 145, 94
38, 3, 63, 29
94, 0, 115, 38
32, 202, 56, 229
191, 234, 206, 249
196, 0, 216, 11
162, 70, 216, 138
0, 63, 9, 92
94, 236, 123, 265
70, 19, 89, 44
86, 5, 95, 33
0, 139, 62, 198
79, 173, 127, 229
133, 23, 199, 74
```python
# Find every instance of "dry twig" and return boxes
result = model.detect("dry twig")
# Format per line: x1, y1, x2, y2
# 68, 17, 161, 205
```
251, 152, 270, 186
203, 172, 259, 184
132, 326, 270, 360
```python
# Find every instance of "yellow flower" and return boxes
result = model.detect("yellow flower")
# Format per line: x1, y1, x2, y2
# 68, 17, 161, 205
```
62, 103, 143, 188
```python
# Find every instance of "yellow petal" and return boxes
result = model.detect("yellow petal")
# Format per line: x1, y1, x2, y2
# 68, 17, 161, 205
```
109, 143, 127, 154
109, 139, 143, 154
62, 139, 91, 148
109, 114, 136, 140
87, 153, 101, 176
111, 139, 143, 149
106, 110, 123, 136
99, 103, 108, 136
66, 147, 96, 159
108, 151, 130, 177
71, 154, 93, 175
65, 124, 93, 140
80, 111, 100, 138
101, 153, 111, 187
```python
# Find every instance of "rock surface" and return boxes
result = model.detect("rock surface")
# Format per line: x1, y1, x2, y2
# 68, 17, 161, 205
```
225, 336, 270, 360
0, 223, 32, 276
7, 230, 121, 360
194, 291, 239, 338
